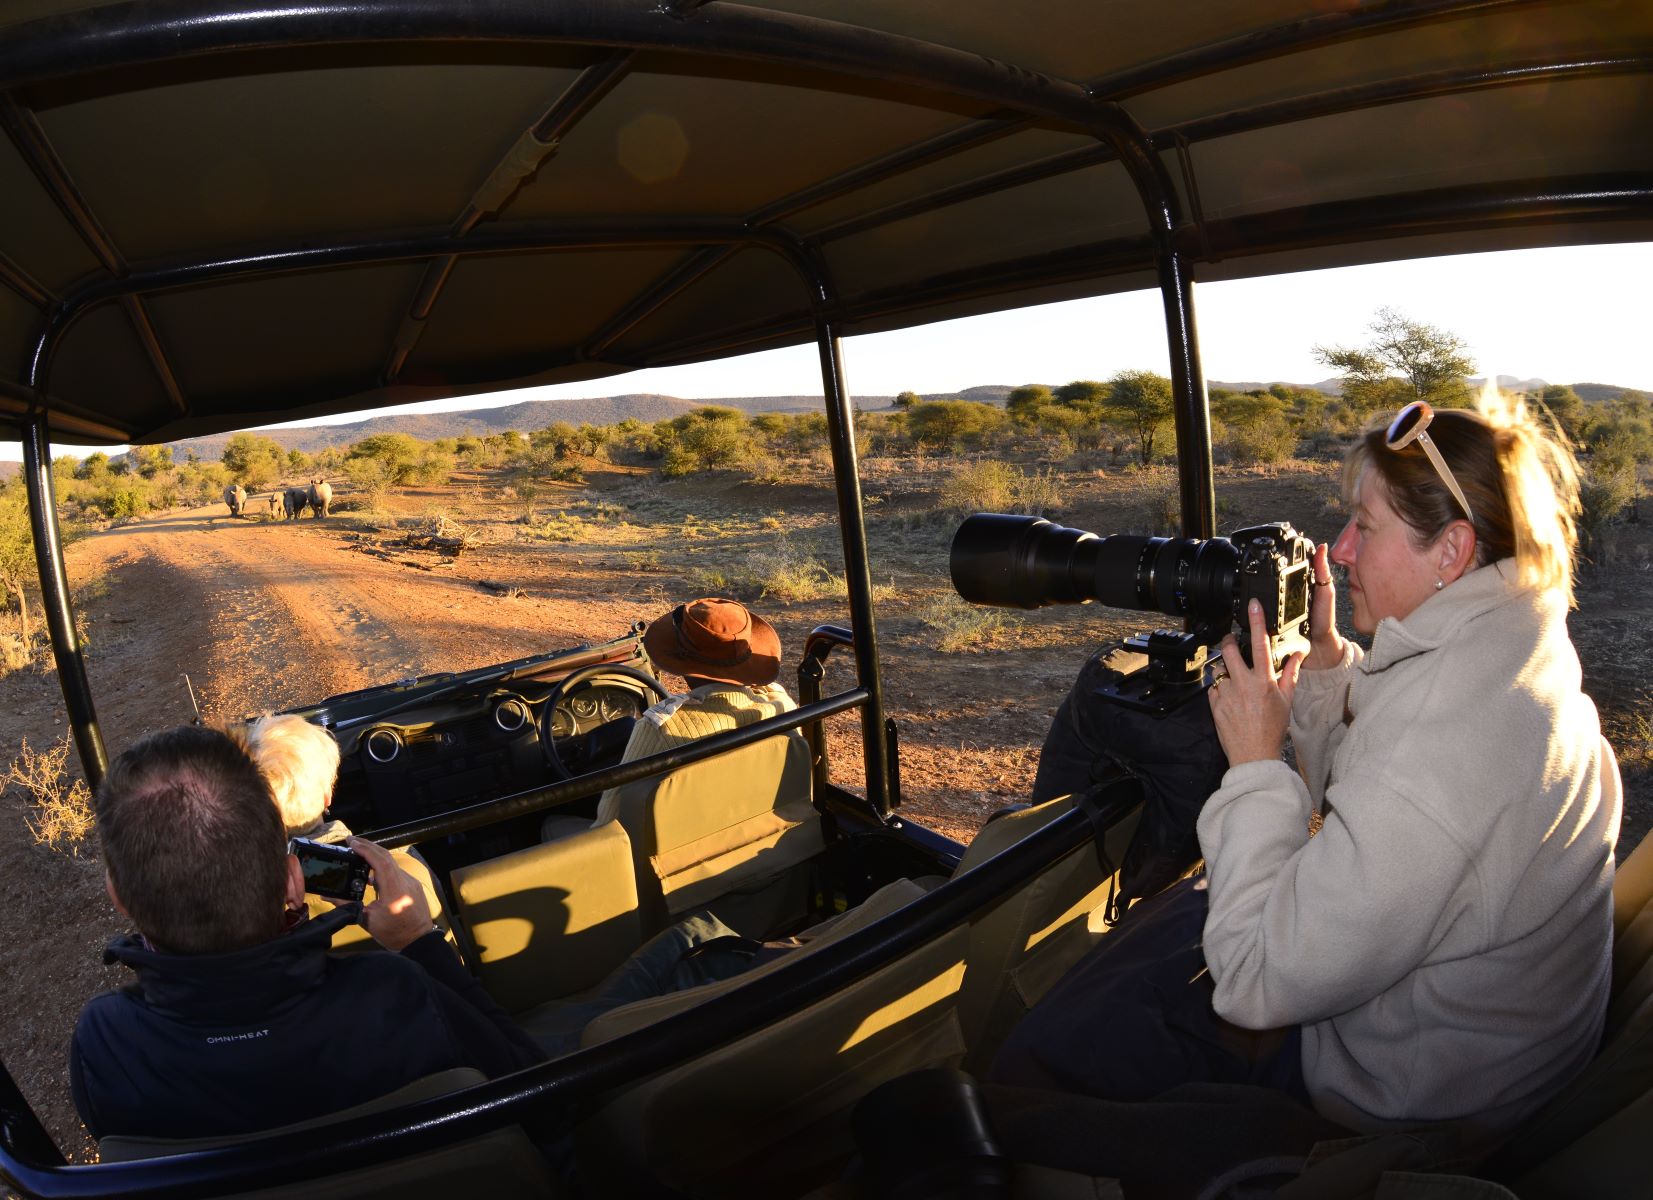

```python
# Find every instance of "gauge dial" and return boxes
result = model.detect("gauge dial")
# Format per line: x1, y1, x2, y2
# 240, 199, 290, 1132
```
548, 705, 575, 740
599, 688, 640, 722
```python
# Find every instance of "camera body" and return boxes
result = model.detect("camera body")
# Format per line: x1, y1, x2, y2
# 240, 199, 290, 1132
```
288, 837, 371, 903
1225, 522, 1314, 666
949, 514, 1315, 712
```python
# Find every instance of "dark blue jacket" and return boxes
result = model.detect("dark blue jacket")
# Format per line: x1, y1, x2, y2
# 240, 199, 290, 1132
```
70, 906, 544, 1140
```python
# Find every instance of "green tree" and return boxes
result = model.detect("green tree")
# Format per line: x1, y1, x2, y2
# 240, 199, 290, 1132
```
0, 481, 34, 649
893, 390, 921, 410
347, 433, 424, 484
905, 400, 1006, 450
130, 444, 173, 479
531, 421, 580, 459
74, 452, 111, 482
1054, 380, 1110, 415
1314, 308, 1474, 415
221, 432, 286, 489
1103, 369, 1175, 465
1005, 384, 1053, 426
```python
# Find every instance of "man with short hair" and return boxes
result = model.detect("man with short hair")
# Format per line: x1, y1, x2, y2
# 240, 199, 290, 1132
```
70, 725, 543, 1141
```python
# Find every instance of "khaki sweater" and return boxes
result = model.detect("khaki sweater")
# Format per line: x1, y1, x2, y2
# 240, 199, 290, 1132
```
1198, 560, 1620, 1135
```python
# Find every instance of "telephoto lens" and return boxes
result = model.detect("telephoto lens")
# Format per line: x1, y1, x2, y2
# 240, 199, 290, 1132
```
949, 514, 1241, 625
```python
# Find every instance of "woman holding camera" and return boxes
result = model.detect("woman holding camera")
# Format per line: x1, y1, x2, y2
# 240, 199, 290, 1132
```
1203, 393, 1620, 1137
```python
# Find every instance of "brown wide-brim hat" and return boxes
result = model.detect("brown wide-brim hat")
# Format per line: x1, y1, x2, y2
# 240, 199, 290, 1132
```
643, 597, 782, 687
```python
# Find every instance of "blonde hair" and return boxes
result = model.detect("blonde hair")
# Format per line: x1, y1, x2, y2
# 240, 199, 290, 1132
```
1346, 383, 1581, 605
243, 714, 341, 837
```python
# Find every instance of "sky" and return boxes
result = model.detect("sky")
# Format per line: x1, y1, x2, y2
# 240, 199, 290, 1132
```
4, 239, 1649, 463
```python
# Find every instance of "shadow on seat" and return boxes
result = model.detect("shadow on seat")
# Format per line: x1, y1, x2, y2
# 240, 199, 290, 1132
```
97, 1068, 561, 1199
449, 820, 643, 1015
599, 724, 823, 936
574, 792, 1139, 1195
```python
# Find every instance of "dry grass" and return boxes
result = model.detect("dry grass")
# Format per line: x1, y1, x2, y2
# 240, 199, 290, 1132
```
4, 736, 95, 853
916, 593, 1024, 653
0, 633, 29, 677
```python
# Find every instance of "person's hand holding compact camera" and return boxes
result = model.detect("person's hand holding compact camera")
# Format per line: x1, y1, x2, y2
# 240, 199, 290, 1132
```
347, 837, 435, 952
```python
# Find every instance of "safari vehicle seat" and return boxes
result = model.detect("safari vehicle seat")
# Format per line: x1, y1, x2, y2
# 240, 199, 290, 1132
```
576, 876, 965, 1195
596, 724, 822, 936
573, 792, 1139, 1195
952, 794, 1142, 1073
449, 820, 643, 1016
1476, 825, 1653, 1198
97, 1068, 560, 1199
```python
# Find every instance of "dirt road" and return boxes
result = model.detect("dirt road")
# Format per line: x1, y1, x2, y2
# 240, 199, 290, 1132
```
70, 505, 659, 733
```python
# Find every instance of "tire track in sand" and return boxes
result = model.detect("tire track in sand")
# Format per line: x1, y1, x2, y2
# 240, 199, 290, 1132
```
100, 508, 429, 719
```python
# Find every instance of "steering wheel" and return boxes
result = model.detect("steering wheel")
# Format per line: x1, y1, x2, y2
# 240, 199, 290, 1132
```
538, 663, 670, 780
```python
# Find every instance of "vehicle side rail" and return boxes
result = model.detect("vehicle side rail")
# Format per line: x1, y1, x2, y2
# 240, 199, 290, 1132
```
798, 624, 855, 802
0, 794, 1132, 1199
362, 687, 871, 849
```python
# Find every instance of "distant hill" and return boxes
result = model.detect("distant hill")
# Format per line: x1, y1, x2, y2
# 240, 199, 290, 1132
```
168, 392, 889, 459
154, 376, 1648, 462
1572, 382, 1648, 403
0, 461, 18, 482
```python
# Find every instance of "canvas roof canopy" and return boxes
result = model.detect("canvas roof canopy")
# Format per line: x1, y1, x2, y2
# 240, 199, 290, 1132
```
0, 0, 1649, 447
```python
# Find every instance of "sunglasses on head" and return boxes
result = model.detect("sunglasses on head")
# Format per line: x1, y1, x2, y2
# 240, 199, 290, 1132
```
1385, 401, 1474, 524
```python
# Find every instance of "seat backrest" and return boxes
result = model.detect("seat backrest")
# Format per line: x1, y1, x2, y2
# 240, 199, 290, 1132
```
605, 727, 822, 927
577, 877, 966, 1195
951, 795, 1142, 1072
450, 819, 642, 1013
1482, 825, 1653, 1198
98, 1068, 561, 1200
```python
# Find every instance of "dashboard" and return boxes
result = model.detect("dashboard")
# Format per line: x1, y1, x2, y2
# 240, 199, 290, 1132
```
290, 633, 664, 834
544, 682, 647, 742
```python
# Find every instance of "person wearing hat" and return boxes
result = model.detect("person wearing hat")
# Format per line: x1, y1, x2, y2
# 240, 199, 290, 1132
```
595, 597, 794, 824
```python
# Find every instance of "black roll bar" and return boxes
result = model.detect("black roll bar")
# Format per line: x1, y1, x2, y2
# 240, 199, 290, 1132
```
364, 688, 871, 848
806, 254, 894, 815
0, 792, 1131, 1200
20, 410, 106, 787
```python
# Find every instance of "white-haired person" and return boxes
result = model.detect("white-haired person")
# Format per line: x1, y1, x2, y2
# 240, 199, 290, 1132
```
995, 391, 1619, 1150
240, 713, 450, 947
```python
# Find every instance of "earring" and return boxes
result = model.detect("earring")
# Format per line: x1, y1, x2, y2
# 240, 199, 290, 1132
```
1434, 578, 1444, 590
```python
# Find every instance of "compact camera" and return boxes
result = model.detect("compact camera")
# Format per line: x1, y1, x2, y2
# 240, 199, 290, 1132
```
288, 837, 372, 903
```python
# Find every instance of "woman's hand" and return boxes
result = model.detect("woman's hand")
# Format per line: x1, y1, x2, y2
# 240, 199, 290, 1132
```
1209, 598, 1304, 767
1303, 542, 1347, 671
349, 837, 434, 952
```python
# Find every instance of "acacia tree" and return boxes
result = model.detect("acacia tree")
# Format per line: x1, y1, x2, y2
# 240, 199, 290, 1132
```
221, 431, 286, 489
1314, 308, 1474, 414
1103, 369, 1174, 465
1005, 384, 1053, 425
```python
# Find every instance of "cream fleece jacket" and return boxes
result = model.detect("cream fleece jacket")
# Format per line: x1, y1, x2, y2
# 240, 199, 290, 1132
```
1197, 560, 1620, 1136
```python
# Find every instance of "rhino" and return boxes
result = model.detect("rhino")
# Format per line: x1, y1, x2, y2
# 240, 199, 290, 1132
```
283, 486, 309, 520
307, 478, 332, 519
223, 483, 246, 517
